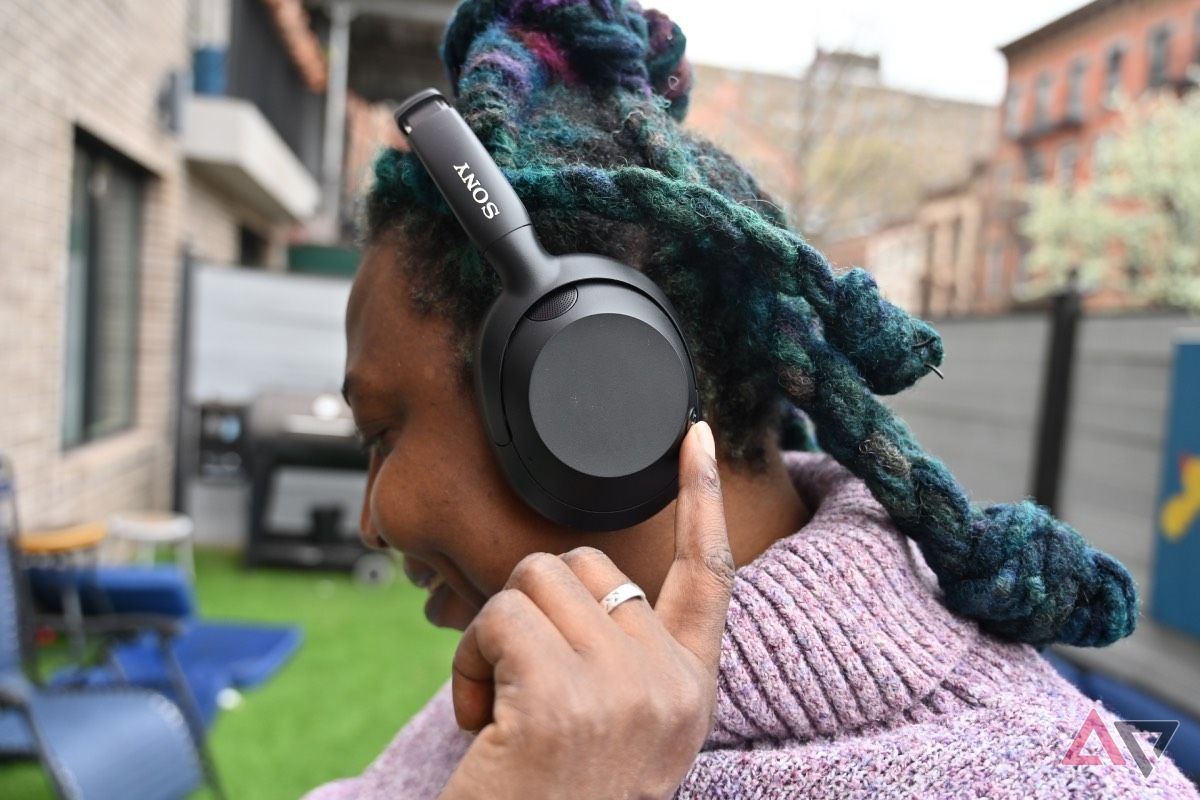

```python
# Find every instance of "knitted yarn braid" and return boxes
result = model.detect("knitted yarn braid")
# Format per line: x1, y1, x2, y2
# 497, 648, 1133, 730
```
362, 0, 1138, 647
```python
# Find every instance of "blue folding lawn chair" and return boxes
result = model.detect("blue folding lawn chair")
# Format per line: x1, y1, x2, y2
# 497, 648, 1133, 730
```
0, 455, 217, 800
28, 564, 303, 730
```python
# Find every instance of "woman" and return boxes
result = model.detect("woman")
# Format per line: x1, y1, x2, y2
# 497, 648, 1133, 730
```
307, 1, 1197, 797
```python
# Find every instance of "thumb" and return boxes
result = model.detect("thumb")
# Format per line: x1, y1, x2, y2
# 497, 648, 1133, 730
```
654, 421, 735, 671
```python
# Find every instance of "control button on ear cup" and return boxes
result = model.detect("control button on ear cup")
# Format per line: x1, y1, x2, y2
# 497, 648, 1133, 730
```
526, 285, 579, 321
528, 313, 689, 478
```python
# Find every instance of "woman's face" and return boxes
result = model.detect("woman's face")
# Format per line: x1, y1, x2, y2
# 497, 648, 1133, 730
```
343, 239, 675, 630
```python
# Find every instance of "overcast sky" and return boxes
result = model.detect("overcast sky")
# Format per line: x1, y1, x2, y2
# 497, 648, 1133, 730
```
667, 0, 1088, 105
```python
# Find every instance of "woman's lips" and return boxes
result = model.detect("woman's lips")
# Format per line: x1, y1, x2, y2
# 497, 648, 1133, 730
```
403, 555, 457, 626
402, 555, 439, 588
423, 579, 456, 626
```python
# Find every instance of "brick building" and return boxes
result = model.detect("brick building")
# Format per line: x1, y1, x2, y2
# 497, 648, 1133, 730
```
0, 0, 327, 530
686, 55, 995, 307
866, 162, 990, 317
978, 0, 1200, 314
865, 219, 927, 315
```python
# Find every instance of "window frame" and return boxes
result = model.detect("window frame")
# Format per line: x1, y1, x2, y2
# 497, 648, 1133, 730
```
1057, 141, 1079, 187
1066, 57, 1088, 121
993, 162, 1013, 202
61, 130, 146, 450
1033, 71, 1055, 129
1193, 10, 1200, 66
1103, 41, 1128, 107
986, 243, 1006, 297
1093, 131, 1117, 179
1024, 149, 1047, 184
1147, 22, 1174, 89
1004, 83, 1023, 139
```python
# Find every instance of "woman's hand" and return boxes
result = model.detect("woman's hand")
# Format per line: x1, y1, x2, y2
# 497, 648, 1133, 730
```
438, 421, 733, 800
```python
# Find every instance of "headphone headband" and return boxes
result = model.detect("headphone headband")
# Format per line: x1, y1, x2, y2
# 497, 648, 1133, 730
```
395, 89, 548, 290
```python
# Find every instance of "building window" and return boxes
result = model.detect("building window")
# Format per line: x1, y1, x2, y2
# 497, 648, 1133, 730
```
238, 225, 267, 267
1004, 84, 1023, 138
1016, 240, 1033, 286
1127, 260, 1143, 287
1024, 149, 1047, 184
63, 133, 144, 448
1057, 142, 1079, 187
1093, 132, 1117, 178
950, 217, 964, 266
1148, 24, 1172, 88
1066, 58, 1087, 120
1104, 43, 1125, 105
987, 244, 1005, 297
993, 162, 1012, 202
1194, 11, 1200, 65
1034, 71, 1054, 128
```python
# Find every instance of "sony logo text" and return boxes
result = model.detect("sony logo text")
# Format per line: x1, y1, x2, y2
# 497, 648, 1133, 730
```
453, 162, 500, 219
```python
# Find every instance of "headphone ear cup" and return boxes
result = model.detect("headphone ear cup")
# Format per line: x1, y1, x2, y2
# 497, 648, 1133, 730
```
496, 279, 698, 530
526, 310, 687, 477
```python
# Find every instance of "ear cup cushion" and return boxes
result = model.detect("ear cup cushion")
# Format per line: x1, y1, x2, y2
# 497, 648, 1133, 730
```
528, 313, 689, 478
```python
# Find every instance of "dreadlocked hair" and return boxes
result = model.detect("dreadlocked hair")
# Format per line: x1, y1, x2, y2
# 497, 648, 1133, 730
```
362, 0, 1138, 648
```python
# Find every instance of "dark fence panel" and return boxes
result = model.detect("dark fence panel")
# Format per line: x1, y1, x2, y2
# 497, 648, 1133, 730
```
885, 311, 1200, 718
1059, 315, 1189, 582
883, 314, 1048, 504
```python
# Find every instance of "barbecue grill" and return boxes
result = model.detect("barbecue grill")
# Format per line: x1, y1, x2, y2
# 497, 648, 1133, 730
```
244, 389, 389, 580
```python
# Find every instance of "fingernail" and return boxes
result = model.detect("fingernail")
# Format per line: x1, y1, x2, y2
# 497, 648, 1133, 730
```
696, 420, 716, 460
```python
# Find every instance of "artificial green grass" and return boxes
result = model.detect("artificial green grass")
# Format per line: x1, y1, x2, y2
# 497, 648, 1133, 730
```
0, 548, 462, 799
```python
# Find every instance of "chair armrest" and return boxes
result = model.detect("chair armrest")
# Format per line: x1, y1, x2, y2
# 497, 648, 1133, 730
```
0, 673, 33, 708
36, 612, 186, 639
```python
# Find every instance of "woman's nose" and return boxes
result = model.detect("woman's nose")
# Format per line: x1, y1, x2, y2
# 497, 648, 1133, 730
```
359, 516, 389, 551
359, 456, 389, 550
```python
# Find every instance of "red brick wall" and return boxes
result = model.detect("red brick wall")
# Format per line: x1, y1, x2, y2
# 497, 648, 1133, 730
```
980, 0, 1200, 313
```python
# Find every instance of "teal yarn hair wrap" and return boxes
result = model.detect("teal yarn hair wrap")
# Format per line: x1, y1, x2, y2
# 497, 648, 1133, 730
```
363, 0, 1138, 647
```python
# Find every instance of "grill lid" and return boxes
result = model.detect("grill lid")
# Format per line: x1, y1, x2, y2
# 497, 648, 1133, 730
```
247, 390, 357, 443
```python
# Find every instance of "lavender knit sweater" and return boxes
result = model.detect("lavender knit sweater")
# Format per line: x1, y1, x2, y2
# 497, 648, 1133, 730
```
306, 452, 1197, 799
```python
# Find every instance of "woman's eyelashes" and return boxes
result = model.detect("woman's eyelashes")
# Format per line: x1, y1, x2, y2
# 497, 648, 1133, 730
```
359, 422, 404, 460
354, 408, 405, 458
356, 427, 388, 456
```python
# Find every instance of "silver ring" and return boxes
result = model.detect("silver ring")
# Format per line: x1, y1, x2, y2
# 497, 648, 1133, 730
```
599, 582, 646, 614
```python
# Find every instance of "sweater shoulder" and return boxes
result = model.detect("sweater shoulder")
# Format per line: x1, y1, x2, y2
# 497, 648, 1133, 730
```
712, 451, 984, 744
695, 628, 1198, 799
683, 671, 1199, 799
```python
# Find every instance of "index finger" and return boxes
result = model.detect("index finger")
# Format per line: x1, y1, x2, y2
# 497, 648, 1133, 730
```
654, 420, 735, 670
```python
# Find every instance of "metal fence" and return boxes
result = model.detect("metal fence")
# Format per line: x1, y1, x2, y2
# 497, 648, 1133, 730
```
886, 310, 1200, 717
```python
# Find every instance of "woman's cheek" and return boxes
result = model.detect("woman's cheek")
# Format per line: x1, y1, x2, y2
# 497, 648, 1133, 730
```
371, 454, 427, 552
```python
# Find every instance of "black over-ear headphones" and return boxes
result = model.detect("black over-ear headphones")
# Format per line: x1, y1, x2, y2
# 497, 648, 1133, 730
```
394, 88, 701, 532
